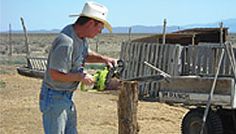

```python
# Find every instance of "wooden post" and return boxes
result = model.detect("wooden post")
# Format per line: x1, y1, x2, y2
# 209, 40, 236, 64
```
20, 17, 30, 57
162, 18, 167, 45
8, 24, 12, 56
192, 34, 195, 45
128, 27, 132, 41
213, 22, 224, 72
220, 22, 223, 45
118, 81, 139, 134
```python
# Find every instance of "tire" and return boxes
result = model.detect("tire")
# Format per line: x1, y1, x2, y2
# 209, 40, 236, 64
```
181, 108, 223, 134
217, 109, 236, 134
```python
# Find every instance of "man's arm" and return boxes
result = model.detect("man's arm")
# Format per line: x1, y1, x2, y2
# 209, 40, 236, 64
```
49, 69, 94, 85
86, 50, 117, 67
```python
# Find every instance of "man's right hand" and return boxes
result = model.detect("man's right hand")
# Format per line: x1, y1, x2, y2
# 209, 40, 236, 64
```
80, 73, 95, 86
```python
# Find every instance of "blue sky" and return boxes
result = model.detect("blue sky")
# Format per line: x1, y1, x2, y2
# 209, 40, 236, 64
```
1, 0, 235, 31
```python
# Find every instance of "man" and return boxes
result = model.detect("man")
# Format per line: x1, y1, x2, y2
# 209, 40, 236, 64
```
39, 2, 116, 134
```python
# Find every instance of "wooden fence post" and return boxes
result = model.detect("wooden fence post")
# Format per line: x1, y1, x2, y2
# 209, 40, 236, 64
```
219, 22, 223, 45
162, 18, 167, 45
20, 17, 30, 57
8, 24, 12, 56
128, 27, 132, 41
192, 34, 195, 45
118, 81, 139, 134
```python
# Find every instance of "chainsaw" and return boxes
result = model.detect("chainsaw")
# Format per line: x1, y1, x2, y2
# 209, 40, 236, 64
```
80, 60, 124, 91
80, 60, 169, 91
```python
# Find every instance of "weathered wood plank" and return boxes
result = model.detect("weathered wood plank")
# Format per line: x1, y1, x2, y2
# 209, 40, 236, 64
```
181, 47, 187, 75
175, 45, 183, 76
224, 53, 230, 75
195, 46, 202, 74
128, 43, 135, 78
159, 76, 233, 95
122, 42, 129, 79
138, 82, 145, 98
144, 43, 151, 76
167, 45, 176, 75
141, 43, 148, 76
137, 43, 143, 77
189, 46, 196, 74
158, 45, 164, 70
125, 42, 131, 79
208, 47, 214, 75
136, 43, 142, 77
149, 44, 156, 75
202, 47, 209, 75
162, 45, 169, 72
185, 47, 191, 75
152, 44, 159, 74
133, 43, 139, 77
154, 44, 160, 71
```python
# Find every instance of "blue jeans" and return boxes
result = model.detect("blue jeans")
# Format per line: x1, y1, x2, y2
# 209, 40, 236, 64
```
39, 84, 77, 134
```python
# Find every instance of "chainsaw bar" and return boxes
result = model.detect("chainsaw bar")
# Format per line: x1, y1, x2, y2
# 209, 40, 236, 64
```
124, 75, 165, 82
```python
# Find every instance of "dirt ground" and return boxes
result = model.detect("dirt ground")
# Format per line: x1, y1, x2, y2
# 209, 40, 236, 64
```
0, 65, 188, 134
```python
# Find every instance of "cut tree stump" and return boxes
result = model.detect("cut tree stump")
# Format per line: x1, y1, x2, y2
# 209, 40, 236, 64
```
118, 81, 139, 134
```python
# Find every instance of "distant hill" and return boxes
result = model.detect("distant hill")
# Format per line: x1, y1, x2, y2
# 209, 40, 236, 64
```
107, 25, 181, 34
1, 18, 235, 33
103, 18, 236, 33
183, 18, 236, 33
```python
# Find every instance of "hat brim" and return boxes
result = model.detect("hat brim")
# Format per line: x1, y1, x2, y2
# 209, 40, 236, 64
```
69, 14, 112, 33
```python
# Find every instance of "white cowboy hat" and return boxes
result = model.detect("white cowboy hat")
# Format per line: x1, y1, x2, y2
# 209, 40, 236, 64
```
70, 1, 112, 32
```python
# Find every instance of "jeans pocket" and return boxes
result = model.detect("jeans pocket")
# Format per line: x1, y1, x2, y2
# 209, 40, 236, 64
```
39, 86, 51, 113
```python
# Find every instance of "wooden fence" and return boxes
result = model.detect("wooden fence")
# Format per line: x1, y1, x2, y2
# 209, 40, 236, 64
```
27, 57, 47, 71
120, 42, 183, 100
120, 42, 236, 100
182, 43, 236, 77
17, 57, 47, 79
120, 42, 183, 78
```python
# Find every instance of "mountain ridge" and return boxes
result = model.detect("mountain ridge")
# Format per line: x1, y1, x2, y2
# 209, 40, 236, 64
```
107, 18, 236, 33
1, 18, 235, 33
